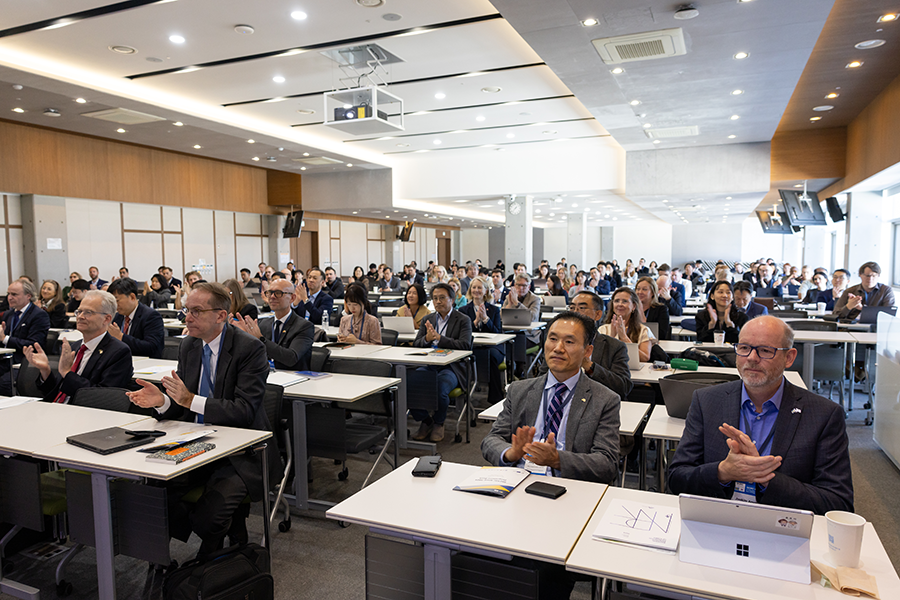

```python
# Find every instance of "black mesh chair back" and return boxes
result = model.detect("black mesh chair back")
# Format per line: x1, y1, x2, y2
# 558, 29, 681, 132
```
313, 328, 328, 343
71, 387, 134, 413
45, 330, 60, 355
310, 346, 331, 372
16, 363, 43, 399
157, 309, 179, 319
380, 329, 399, 347
774, 310, 810, 319
787, 320, 837, 331
162, 337, 182, 360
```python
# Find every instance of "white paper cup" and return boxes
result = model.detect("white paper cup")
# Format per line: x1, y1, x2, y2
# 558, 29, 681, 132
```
713, 332, 725, 345
817, 302, 827, 314
826, 510, 866, 568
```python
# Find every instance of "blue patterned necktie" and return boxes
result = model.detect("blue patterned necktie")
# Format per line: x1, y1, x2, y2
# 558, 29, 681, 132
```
9, 310, 21, 332
197, 344, 214, 423
545, 383, 569, 438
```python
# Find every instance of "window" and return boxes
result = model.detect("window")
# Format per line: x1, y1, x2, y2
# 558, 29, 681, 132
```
893, 222, 900, 287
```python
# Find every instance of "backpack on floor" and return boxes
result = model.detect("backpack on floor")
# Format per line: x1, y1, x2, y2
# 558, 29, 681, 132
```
164, 543, 273, 600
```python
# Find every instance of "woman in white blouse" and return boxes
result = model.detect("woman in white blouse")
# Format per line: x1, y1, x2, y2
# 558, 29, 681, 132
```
597, 287, 655, 362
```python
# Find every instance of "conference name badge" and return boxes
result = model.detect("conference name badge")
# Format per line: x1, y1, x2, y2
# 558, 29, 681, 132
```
732, 481, 757, 503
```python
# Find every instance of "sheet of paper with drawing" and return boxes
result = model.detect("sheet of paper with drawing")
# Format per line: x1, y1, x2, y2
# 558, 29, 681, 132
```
592, 499, 682, 552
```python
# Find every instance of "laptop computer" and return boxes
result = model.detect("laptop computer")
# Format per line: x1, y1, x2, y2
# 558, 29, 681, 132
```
859, 305, 897, 324
542, 295, 566, 308
381, 316, 417, 333
67, 426, 157, 455
501, 309, 532, 327
625, 343, 642, 371
678, 494, 813, 584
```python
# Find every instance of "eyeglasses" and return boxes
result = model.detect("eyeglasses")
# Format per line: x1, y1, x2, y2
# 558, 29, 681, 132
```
734, 344, 791, 360
74, 309, 106, 318
185, 307, 224, 318
432, 295, 451, 303
264, 290, 290, 299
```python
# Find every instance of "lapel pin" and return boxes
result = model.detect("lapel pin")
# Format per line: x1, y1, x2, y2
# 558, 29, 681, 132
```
98, 349, 103, 355
581, 398, 586, 403
792, 408, 801, 414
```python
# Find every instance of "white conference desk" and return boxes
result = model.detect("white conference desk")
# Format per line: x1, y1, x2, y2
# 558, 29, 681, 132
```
320, 325, 514, 347
567, 486, 900, 600
477, 399, 650, 437
327, 460, 607, 600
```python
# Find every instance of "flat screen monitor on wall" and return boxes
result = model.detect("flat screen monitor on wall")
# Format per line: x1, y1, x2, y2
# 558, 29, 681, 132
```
756, 210, 793, 234
282, 210, 304, 238
778, 189, 827, 226
399, 221, 414, 242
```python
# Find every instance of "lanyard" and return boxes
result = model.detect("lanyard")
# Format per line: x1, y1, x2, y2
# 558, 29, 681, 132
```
350, 313, 364, 338
435, 314, 450, 336
740, 408, 777, 457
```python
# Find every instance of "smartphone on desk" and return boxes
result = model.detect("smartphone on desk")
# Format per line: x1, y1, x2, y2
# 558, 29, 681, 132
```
412, 455, 442, 477
525, 481, 566, 499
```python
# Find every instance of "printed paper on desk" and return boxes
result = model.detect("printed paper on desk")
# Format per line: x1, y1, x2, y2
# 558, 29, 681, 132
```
133, 365, 175, 375
266, 371, 309, 387
0, 396, 40, 410
453, 467, 529, 498
592, 499, 681, 552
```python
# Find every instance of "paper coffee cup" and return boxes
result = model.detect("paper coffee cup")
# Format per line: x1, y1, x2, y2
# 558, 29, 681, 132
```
713, 332, 725, 345
826, 510, 866, 568
817, 302, 827, 314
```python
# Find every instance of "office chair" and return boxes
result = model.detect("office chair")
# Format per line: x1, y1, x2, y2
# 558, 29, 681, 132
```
262, 384, 292, 533
380, 329, 399, 347
71, 387, 134, 413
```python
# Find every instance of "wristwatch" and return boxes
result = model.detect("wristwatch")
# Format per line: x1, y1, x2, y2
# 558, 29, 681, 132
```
259, 335, 267, 343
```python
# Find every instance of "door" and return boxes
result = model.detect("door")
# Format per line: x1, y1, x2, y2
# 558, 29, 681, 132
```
437, 238, 451, 268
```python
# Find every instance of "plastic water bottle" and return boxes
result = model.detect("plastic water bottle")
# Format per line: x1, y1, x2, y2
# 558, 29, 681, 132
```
322, 311, 329, 328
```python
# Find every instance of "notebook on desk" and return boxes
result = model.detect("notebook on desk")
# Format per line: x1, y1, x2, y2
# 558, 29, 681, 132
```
678, 494, 813, 584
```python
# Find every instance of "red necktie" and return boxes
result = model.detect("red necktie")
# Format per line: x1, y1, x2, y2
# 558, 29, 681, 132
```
122, 316, 130, 335
54, 344, 87, 404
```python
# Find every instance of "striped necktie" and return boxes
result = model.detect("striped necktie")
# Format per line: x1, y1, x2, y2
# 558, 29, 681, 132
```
545, 383, 569, 438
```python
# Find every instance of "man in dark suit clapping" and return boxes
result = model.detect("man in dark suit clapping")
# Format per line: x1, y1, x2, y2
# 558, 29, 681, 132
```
293, 268, 334, 325
107, 277, 165, 359
0, 279, 50, 395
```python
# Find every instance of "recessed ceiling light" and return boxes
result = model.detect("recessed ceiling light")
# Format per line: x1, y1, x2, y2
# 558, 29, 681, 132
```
877, 13, 897, 22
74, 98, 87, 104
825, 92, 839, 99
347, 164, 353, 167
303, 152, 309, 156
173, 121, 183, 126
629, 99, 641, 106
731, 89, 744, 95
813, 105, 834, 111
582, 18, 599, 27
297, 108, 316, 115
549, 213, 555, 217
300, 167, 307, 170
662, 199, 668, 203
611, 67, 624, 74
434, 92, 446, 100
476, 115, 486, 122
543, 130, 557, 135
855, 39, 886, 50
252, 157, 259, 161
116, 128, 126, 133
535, 209, 541, 214
845, 61, 863, 68
11, 108, 24, 113
481, 86, 502, 94
810, 116, 822, 121
273, 76, 285, 83
169, 34, 185, 44
247, 139, 255, 143
643, 123, 652, 128
604, 214, 610, 218
433, 139, 442, 145
733, 51, 749, 60
653, 140, 661, 144
730, 115, 740, 120
728, 134, 736, 139
291, 11, 308, 20
726, 197, 732, 200
109, 45, 136, 54
506, 133, 515, 139
352, 211, 358, 214
396, 143, 409, 148
794, 183, 803, 188
193, 144, 201, 149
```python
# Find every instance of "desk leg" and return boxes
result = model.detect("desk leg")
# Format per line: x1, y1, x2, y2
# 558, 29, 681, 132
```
657, 440, 666, 493
423, 543, 452, 600
848, 342, 854, 412
91, 472, 116, 600
638, 437, 646, 491
802, 342, 815, 391
291, 400, 309, 511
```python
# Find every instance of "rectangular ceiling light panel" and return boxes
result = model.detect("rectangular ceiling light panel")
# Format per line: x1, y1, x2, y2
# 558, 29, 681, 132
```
592, 28, 687, 64
292, 156, 344, 165
80, 108, 167, 124
645, 125, 699, 139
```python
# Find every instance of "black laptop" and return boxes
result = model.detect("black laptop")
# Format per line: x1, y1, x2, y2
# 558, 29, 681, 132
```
859, 305, 897, 325
66, 427, 158, 455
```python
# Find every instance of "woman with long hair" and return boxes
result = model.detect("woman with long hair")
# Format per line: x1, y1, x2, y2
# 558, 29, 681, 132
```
39, 279, 67, 328
141, 273, 172, 308
546, 274, 569, 303
695, 280, 748, 343
337, 283, 381, 344
224, 278, 258, 319
62, 271, 82, 300
397, 283, 430, 329
622, 264, 638, 287
447, 277, 467, 309
635, 276, 670, 340
599, 287, 655, 361
569, 270, 590, 295
460, 276, 504, 403
648, 261, 659, 278
537, 264, 551, 283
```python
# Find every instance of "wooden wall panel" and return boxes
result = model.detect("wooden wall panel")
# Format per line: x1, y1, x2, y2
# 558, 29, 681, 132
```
770, 127, 847, 181
267, 170, 302, 207
189, 158, 224, 209
845, 71, 900, 189
0, 121, 62, 194
150, 150, 193, 208
57, 133, 111, 201
108, 143, 155, 204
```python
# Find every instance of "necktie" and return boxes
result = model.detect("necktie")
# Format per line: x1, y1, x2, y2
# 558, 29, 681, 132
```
197, 344, 214, 423
9, 310, 21, 333
545, 383, 569, 439
54, 344, 87, 403
122, 316, 130, 335
274, 320, 283, 343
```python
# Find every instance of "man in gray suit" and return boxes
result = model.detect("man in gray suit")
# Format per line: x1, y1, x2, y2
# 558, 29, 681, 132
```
482, 311, 620, 484
233, 278, 315, 371
128, 282, 275, 557
411, 282, 473, 442
668, 316, 853, 515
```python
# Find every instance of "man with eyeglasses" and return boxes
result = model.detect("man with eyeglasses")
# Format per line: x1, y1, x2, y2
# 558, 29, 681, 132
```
668, 316, 853, 514
0, 278, 50, 395
233, 278, 314, 371
25, 290, 132, 402
107, 277, 165, 359
410, 283, 473, 442
833, 261, 895, 320
128, 282, 274, 558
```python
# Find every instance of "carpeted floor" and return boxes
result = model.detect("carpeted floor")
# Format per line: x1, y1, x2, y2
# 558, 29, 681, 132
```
2, 387, 897, 599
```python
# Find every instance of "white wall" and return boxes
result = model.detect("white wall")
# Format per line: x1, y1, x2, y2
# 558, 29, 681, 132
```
741, 216, 802, 265
460, 229, 489, 265
317, 218, 443, 277
671, 223, 743, 267
612, 222, 672, 267
542, 228, 568, 266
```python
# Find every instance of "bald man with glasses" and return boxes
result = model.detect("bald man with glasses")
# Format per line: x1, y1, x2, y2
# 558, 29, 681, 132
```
668, 316, 853, 515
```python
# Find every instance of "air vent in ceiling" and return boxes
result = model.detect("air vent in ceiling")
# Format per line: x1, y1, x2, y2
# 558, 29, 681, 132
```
80, 108, 167, 125
592, 28, 687, 64
320, 43, 404, 68
292, 156, 344, 165
646, 125, 699, 139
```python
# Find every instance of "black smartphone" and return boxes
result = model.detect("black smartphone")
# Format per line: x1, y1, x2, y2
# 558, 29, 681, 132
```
525, 481, 566, 499
411, 455, 442, 477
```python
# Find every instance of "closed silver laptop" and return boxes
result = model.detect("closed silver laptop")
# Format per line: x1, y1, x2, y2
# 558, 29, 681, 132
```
381, 316, 417, 333
501, 309, 532, 327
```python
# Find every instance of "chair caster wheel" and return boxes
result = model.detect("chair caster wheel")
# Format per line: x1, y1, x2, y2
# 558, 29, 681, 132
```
278, 520, 291, 532
338, 467, 349, 481
454, 434, 462, 443
338, 520, 351, 529
471, 418, 477, 427
57, 580, 74, 596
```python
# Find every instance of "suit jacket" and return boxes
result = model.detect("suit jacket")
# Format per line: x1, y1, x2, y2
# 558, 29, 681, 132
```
413, 309, 473, 385
113, 302, 164, 359
754, 278, 783, 298
3, 303, 50, 365
644, 303, 671, 341
44, 302, 68, 328
538, 332, 633, 401
375, 276, 401, 292
295, 290, 334, 325
324, 278, 345, 299
740, 301, 769, 319
158, 324, 274, 501
668, 379, 853, 515
459, 301, 502, 334
671, 281, 687, 307
167, 277, 182, 294
481, 372, 620, 484
259, 312, 315, 370
37, 332, 133, 401
834, 283, 895, 319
